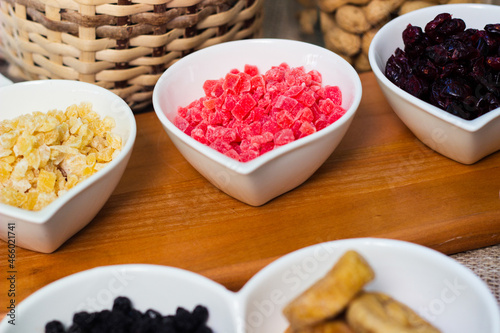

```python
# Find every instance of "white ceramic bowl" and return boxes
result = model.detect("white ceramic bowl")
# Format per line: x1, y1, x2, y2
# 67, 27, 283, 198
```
1, 238, 498, 332
153, 39, 362, 206
369, 4, 500, 164
0, 80, 136, 253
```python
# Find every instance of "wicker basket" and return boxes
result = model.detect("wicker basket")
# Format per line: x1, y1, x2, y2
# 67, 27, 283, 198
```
0, 0, 264, 110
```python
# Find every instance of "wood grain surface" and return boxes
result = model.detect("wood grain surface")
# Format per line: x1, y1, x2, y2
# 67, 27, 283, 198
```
1, 71, 499, 319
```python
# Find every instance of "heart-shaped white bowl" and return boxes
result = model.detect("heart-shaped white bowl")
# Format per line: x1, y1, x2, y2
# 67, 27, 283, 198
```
0, 80, 137, 253
1, 238, 498, 332
369, 4, 500, 165
152, 39, 362, 206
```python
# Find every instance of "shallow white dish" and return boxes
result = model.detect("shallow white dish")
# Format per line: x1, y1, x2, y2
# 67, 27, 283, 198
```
0, 80, 137, 253
1, 238, 498, 332
153, 38, 362, 206
368, 4, 500, 164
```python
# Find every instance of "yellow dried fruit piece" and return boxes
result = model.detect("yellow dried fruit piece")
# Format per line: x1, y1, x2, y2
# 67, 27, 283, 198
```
0, 161, 12, 182
38, 116, 59, 132
57, 123, 70, 142
79, 124, 94, 147
43, 129, 61, 146
64, 134, 83, 149
86, 153, 97, 167
0, 148, 12, 158
47, 109, 67, 123
26, 150, 41, 169
33, 192, 57, 211
38, 144, 51, 168
11, 159, 29, 180
60, 154, 87, 177
65, 174, 79, 190
37, 169, 57, 193
82, 166, 93, 178
1, 155, 16, 164
106, 132, 122, 150
90, 136, 108, 151
0, 131, 18, 149
69, 117, 83, 135
14, 132, 38, 156
97, 147, 114, 162
0, 187, 26, 207
22, 191, 39, 210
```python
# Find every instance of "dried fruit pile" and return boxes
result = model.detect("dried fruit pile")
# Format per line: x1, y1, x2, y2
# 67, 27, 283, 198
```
174, 63, 345, 162
386, 13, 500, 120
282, 250, 441, 333
0, 103, 122, 210
45, 296, 213, 333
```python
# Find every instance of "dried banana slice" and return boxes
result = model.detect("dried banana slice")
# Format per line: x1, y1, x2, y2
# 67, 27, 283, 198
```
346, 292, 441, 333
283, 250, 375, 330
285, 320, 355, 333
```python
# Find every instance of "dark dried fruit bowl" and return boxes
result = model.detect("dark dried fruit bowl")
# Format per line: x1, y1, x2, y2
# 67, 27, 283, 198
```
368, 3, 500, 164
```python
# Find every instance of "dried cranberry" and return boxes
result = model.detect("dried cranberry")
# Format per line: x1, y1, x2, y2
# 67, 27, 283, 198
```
485, 23, 500, 35
487, 57, 500, 70
425, 44, 448, 65
439, 17, 466, 37
404, 75, 428, 98
403, 24, 429, 57
441, 62, 466, 78
415, 58, 438, 80
385, 13, 500, 120
385, 48, 411, 86
425, 13, 452, 42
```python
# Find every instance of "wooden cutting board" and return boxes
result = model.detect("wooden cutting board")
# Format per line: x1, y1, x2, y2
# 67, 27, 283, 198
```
1, 72, 499, 319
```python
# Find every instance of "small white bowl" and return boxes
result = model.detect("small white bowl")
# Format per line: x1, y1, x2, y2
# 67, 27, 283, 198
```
1, 238, 498, 332
153, 39, 362, 206
369, 4, 500, 164
0, 80, 136, 253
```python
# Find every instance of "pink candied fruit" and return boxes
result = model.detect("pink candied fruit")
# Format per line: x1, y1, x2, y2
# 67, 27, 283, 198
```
173, 63, 347, 162
244, 64, 260, 77
274, 129, 295, 146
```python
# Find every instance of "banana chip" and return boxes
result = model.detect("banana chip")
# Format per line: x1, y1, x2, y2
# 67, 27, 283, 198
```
283, 250, 375, 329
346, 292, 441, 333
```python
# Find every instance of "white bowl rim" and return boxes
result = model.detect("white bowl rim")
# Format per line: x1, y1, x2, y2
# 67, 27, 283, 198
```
368, 3, 500, 133
16, 262, 234, 299
153, 38, 363, 175
0, 79, 137, 224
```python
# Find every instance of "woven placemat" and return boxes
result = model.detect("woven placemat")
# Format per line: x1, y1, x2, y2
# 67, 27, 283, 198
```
450, 244, 500, 305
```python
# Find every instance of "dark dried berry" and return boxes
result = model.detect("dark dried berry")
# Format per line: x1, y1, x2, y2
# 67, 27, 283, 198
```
487, 56, 500, 70
192, 305, 209, 325
439, 17, 466, 37
385, 48, 411, 86
425, 44, 448, 65
425, 13, 452, 42
403, 24, 429, 57
485, 23, 500, 35
45, 321, 66, 333
112, 296, 132, 315
385, 13, 500, 120
45, 297, 214, 333
144, 308, 162, 320
415, 58, 438, 80
72, 311, 94, 329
